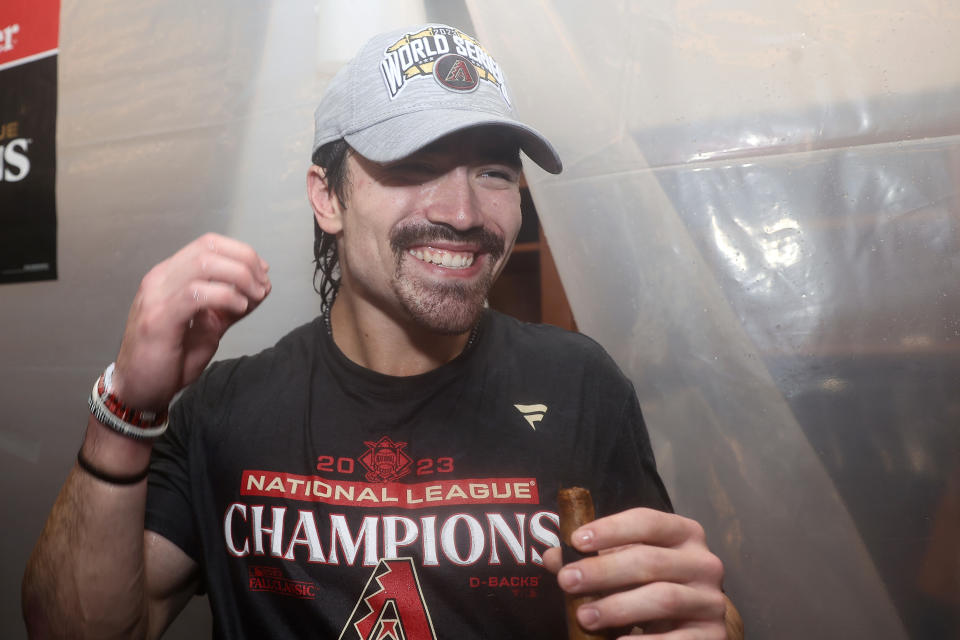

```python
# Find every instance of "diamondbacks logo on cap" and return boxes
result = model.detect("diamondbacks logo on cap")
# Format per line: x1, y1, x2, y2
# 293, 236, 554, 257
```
434, 53, 477, 93
379, 26, 510, 106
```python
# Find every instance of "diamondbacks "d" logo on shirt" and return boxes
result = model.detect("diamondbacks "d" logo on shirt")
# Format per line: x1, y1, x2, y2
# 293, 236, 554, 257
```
339, 558, 437, 640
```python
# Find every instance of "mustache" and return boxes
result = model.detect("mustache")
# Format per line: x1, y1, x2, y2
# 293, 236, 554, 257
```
390, 223, 506, 261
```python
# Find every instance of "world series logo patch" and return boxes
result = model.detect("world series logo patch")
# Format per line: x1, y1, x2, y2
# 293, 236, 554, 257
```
378, 25, 510, 106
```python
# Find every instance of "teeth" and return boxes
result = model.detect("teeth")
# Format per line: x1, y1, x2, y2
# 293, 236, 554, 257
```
409, 248, 475, 269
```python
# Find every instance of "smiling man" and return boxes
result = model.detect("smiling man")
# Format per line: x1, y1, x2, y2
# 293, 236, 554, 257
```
24, 24, 741, 640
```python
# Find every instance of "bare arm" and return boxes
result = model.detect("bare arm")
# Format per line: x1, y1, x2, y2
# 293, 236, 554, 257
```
22, 234, 270, 638
23, 420, 199, 639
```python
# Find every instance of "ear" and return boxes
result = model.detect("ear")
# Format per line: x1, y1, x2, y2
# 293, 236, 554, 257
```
307, 164, 343, 235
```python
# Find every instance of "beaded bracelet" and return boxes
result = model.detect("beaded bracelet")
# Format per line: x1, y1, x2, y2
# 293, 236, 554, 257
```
87, 363, 169, 440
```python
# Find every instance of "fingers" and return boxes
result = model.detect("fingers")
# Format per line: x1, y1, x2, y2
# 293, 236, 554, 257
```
542, 546, 562, 574
184, 279, 251, 316
553, 508, 727, 636
179, 234, 271, 310
572, 583, 727, 635
570, 508, 705, 553
143, 233, 271, 326
188, 250, 269, 304
560, 509, 720, 590
191, 233, 271, 285
558, 543, 721, 593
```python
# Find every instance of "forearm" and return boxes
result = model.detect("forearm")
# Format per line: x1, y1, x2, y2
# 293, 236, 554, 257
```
23, 417, 153, 639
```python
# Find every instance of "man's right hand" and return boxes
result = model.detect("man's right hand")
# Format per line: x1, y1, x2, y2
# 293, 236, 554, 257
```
112, 233, 271, 410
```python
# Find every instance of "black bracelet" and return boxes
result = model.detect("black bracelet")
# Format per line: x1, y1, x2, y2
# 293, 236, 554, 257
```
76, 449, 149, 485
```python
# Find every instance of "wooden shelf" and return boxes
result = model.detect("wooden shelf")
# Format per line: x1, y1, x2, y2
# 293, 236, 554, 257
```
512, 241, 540, 253
488, 187, 577, 331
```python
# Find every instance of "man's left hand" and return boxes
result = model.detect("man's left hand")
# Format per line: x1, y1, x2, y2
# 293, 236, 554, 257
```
543, 507, 736, 639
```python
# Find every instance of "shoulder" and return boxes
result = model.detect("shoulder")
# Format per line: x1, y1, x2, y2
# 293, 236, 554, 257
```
485, 309, 600, 351
183, 317, 323, 404
483, 310, 629, 383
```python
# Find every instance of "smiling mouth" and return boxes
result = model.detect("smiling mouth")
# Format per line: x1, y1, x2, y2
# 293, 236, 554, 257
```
408, 247, 476, 269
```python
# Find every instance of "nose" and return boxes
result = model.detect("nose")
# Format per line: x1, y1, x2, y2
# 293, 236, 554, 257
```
423, 166, 483, 231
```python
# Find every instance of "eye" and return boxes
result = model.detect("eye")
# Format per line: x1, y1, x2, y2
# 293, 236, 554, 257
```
478, 166, 520, 183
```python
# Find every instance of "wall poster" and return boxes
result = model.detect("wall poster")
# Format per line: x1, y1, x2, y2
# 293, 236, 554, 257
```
0, 0, 59, 284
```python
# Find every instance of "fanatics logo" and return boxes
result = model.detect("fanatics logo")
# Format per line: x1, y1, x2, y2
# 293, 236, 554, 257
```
514, 404, 548, 430
359, 436, 413, 482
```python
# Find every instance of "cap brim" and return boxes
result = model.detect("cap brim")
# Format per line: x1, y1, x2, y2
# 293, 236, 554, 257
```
344, 109, 563, 175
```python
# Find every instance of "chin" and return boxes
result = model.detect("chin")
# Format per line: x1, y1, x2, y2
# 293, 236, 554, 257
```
411, 309, 483, 336
398, 281, 489, 336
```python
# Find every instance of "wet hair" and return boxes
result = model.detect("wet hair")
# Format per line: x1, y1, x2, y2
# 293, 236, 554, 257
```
311, 139, 351, 311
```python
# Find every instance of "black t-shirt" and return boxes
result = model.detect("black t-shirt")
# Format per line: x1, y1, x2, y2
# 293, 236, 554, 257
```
146, 310, 671, 639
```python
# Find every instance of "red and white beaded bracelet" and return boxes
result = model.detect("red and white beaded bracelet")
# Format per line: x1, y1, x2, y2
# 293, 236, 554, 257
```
87, 363, 169, 440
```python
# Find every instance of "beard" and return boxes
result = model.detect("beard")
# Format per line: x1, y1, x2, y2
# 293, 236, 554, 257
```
392, 269, 498, 334
390, 222, 507, 335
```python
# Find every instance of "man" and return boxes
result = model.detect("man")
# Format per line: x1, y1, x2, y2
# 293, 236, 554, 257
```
23, 24, 741, 639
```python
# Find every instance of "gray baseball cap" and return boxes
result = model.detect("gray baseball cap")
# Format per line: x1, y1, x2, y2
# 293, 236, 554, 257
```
312, 24, 562, 174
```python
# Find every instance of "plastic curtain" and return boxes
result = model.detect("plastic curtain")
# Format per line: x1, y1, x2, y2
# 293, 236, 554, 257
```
469, 1, 960, 637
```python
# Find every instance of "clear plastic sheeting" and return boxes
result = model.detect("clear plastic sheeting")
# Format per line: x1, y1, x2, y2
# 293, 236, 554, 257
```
470, 1, 960, 638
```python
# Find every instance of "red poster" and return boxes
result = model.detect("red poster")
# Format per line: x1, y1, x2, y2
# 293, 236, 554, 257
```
1, 0, 60, 284
0, 0, 60, 70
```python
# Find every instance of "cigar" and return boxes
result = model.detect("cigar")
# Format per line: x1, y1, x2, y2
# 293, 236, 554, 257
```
558, 487, 609, 640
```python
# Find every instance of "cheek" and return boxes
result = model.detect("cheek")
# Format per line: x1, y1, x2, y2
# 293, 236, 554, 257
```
417, 182, 440, 206
497, 194, 523, 240
338, 215, 382, 277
